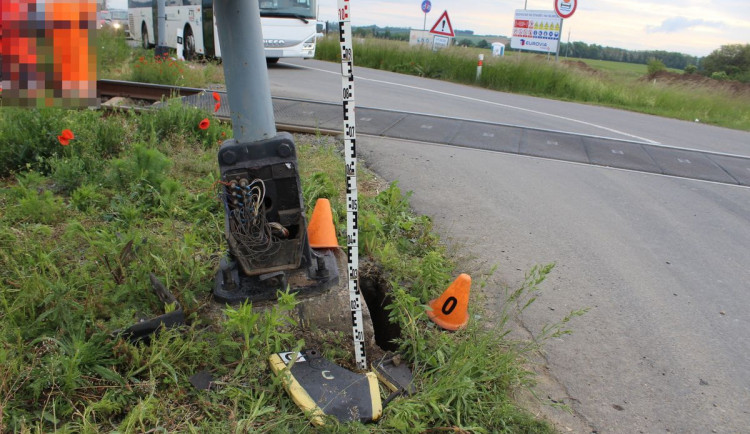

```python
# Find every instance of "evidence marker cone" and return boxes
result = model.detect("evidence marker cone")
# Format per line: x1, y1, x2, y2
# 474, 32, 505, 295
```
307, 198, 339, 249
426, 273, 471, 331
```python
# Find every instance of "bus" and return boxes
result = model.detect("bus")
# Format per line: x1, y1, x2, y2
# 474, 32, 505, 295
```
128, 0, 321, 62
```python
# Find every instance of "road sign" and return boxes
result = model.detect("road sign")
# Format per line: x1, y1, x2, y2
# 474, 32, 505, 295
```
421, 0, 431, 14
429, 10, 454, 37
432, 35, 449, 50
510, 10, 562, 53
554, 0, 577, 19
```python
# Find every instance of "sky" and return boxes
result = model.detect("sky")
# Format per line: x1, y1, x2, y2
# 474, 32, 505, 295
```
314, 0, 750, 57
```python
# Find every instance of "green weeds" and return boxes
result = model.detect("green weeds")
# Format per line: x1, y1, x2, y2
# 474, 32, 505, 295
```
97, 27, 132, 77
130, 53, 188, 86
225, 289, 301, 364
0, 105, 579, 431
118, 49, 224, 88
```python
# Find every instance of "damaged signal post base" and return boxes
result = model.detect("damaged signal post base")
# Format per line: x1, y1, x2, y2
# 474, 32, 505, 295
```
214, 133, 338, 303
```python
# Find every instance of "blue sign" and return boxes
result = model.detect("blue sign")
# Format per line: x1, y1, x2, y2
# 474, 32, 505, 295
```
421, 0, 431, 13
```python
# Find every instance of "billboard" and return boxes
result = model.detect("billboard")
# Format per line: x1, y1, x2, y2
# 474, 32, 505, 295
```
510, 10, 562, 53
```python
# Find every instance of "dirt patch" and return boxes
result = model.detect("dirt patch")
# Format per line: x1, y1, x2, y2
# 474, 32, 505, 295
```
562, 59, 604, 77
644, 70, 750, 96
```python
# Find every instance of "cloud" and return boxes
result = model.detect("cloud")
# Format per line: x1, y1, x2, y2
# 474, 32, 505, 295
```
646, 17, 723, 33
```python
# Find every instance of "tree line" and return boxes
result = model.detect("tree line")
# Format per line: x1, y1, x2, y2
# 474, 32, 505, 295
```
700, 44, 750, 82
558, 41, 699, 70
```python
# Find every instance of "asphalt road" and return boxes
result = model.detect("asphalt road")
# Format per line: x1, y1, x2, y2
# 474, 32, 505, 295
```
269, 59, 750, 432
269, 59, 750, 156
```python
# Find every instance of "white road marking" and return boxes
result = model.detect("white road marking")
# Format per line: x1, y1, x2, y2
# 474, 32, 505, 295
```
547, 140, 559, 146
297, 64, 660, 145
360, 117, 372, 121
421, 124, 433, 129
678, 158, 692, 164
612, 149, 624, 155
483, 132, 495, 137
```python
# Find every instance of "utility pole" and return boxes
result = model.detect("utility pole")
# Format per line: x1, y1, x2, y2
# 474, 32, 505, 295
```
212, 0, 338, 302
155, 0, 168, 58
214, 0, 275, 142
555, 19, 563, 62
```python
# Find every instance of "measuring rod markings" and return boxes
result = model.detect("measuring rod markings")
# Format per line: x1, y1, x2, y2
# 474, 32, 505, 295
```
338, 0, 366, 371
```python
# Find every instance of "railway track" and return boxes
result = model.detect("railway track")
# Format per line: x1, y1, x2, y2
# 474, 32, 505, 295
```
96, 79, 336, 136
97, 79, 205, 103
94, 79, 750, 187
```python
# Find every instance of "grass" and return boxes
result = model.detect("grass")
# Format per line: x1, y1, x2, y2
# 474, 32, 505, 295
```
97, 27, 133, 77
96, 29, 224, 87
562, 57, 682, 80
0, 103, 582, 431
316, 37, 750, 131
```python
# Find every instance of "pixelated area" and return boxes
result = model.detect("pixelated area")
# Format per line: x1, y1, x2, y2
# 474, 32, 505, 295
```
1, 0, 97, 108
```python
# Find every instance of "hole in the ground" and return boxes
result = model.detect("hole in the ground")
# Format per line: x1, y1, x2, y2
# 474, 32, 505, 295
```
360, 265, 402, 352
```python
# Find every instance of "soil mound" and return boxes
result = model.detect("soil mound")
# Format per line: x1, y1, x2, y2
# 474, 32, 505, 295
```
645, 70, 750, 96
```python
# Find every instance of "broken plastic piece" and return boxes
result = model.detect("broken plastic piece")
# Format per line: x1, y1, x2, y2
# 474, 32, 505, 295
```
116, 273, 184, 343
268, 349, 382, 426
373, 353, 415, 396
189, 370, 215, 391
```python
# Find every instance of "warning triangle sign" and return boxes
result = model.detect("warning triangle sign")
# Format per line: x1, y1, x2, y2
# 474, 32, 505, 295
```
429, 10, 454, 37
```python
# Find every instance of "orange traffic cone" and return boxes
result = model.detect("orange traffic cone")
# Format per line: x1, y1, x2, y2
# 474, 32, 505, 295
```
307, 198, 339, 249
426, 274, 471, 331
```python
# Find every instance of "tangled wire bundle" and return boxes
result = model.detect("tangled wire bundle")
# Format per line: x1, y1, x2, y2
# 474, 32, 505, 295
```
220, 178, 287, 266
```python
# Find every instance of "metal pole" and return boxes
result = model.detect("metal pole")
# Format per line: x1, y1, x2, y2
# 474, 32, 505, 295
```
423, 12, 427, 31
214, 0, 276, 142
555, 19, 563, 62
155, 0, 167, 57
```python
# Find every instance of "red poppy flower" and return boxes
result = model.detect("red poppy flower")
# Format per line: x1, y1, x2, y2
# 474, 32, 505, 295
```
214, 102, 221, 112
221, 131, 226, 137
212, 92, 220, 101
199, 118, 210, 130
57, 129, 74, 146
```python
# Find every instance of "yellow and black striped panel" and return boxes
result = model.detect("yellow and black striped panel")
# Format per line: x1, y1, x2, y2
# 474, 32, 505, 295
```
269, 350, 382, 425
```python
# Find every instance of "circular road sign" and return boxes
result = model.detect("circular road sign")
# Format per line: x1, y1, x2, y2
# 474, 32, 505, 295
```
554, 0, 577, 19
421, 0, 432, 14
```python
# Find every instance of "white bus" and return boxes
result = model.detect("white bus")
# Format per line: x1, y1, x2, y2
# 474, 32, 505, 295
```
128, 0, 321, 62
